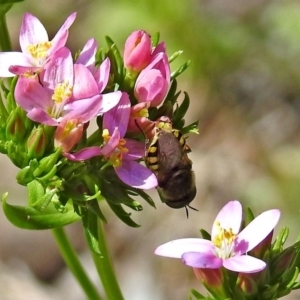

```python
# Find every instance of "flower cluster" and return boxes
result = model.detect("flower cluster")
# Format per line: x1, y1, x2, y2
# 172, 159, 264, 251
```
0, 13, 197, 228
155, 201, 300, 299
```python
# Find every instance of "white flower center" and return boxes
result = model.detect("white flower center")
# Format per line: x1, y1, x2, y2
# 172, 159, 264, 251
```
212, 221, 237, 259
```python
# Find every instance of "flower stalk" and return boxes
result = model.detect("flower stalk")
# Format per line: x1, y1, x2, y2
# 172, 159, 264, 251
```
52, 227, 102, 300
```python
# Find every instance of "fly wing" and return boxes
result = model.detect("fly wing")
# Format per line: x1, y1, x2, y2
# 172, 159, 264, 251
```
156, 131, 183, 184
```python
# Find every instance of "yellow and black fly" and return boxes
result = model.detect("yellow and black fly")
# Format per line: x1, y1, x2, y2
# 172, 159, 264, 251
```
145, 120, 197, 212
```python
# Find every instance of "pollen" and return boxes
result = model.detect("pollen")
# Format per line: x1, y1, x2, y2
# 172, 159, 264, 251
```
27, 42, 52, 59
52, 82, 73, 104
102, 129, 129, 167
212, 221, 237, 259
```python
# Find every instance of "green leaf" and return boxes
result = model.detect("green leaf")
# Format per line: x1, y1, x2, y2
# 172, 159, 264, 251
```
181, 121, 199, 135
82, 209, 101, 254
199, 229, 211, 240
106, 202, 140, 227
189, 289, 206, 299
0, 3, 13, 17
169, 50, 183, 64
27, 180, 45, 206
245, 206, 255, 225
171, 60, 191, 80
131, 188, 156, 208
173, 91, 190, 124
86, 199, 107, 223
2, 193, 80, 229
105, 36, 124, 85
151, 32, 160, 47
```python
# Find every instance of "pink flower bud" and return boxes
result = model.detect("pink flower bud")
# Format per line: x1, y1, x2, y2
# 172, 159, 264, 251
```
236, 273, 258, 297
124, 30, 152, 73
54, 119, 83, 153
193, 268, 227, 298
134, 52, 170, 107
151, 41, 166, 57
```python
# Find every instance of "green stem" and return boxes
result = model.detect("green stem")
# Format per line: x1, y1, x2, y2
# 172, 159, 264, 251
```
95, 219, 124, 300
84, 211, 124, 300
52, 227, 103, 300
0, 7, 12, 51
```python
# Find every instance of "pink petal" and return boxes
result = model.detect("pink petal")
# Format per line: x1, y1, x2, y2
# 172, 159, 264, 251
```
211, 200, 242, 240
76, 38, 98, 67
155, 238, 214, 258
64, 95, 103, 123
96, 58, 111, 93
122, 139, 145, 160
182, 252, 223, 269
65, 146, 101, 161
115, 160, 157, 189
15, 76, 52, 111
50, 12, 77, 55
43, 47, 73, 89
27, 108, 58, 126
223, 255, 266, 273
98, 91, 122, 114
73, 64, 98, 99
9, 65, 41, 76
151, 41, 166, 56
103, 92, 130, 137
101, 128, 120, 157
0, 52, 32, 77
235, 209, 280, 253
19, 13, 49, 54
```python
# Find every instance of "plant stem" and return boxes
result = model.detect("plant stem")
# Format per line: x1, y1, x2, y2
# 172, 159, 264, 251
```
84, 211, 124, 300
52, 227, 103, 300
0, 7, 12, 51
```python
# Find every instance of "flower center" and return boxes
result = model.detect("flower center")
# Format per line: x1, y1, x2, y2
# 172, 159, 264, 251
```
102, 129, 129, 167
50, 82, 73, 118
212, 221, 237, 259
27, 42, 52, 60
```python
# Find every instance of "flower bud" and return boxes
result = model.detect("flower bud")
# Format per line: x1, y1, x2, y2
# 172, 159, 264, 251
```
124, 30, 152, 73
54, 119, 84, 153
193, 268, 227, 299
235, 273, 258, 298
151, 41, 166, 57
250, 230, 273, 259
134, 52, 170, 107
127, 102, 150, 134
6, 106, 29, 142
270, 244, 299, 281
27, 126, 47, 159
33, 149, 61, 177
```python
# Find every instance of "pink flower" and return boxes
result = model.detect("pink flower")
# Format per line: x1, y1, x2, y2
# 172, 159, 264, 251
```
0, 12, 76, 77
124, 30, 152, 73
14, 47, 120, 126
134, 52, 170, 107
54, 118, 84, 153
65, 93, 158, 190
155, 201, 280, 273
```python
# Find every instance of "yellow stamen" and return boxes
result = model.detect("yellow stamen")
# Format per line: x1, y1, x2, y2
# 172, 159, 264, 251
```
27, 42, 52, 59
52, 82, 73, 104
102, 129, 129, 167
212, 221, 236, 251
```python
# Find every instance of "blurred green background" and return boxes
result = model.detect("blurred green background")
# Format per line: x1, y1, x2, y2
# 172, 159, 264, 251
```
1, 0, 300, 299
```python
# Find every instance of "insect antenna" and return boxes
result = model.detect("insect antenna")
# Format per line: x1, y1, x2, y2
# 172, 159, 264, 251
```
185, 205, 199, 219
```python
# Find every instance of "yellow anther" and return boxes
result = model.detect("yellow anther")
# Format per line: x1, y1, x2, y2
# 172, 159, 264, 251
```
52, 82, 73, 104
27, 42, 52, 59
212, 221, 237, 249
